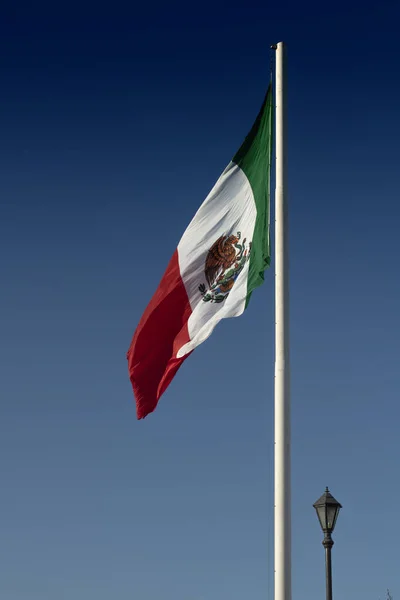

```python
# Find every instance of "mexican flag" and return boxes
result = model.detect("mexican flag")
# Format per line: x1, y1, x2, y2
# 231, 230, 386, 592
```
127, 85, 273, 419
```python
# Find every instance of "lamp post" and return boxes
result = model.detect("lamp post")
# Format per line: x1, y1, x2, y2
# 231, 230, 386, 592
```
313, 487, 342, 600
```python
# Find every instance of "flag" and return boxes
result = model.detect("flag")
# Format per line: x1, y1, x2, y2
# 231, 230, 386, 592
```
127, 85, 273, 419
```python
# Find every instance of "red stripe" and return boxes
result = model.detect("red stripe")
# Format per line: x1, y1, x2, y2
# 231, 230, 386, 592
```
127, 250, 192, 419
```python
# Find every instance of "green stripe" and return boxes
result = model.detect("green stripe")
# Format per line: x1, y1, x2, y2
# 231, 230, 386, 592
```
232, 84, 273, 307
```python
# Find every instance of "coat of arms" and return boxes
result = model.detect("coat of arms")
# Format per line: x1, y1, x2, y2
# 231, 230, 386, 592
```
198, 231, 252, 304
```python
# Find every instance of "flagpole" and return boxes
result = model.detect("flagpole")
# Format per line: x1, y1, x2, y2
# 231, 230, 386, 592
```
274, 41, 291, 600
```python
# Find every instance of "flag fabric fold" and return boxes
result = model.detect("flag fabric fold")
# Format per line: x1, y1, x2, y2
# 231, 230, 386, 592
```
127, 85, 273, 419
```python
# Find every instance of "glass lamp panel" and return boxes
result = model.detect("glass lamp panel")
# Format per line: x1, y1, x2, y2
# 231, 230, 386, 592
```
332, 505, 340, 531
316, 505, 326, 531
329, 505, 340, 531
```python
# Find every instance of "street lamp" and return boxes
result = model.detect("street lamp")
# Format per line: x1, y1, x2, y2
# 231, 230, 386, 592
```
313, 487, 342, 600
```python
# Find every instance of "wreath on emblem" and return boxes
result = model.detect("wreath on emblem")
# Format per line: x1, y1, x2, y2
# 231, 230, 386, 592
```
198, 231, 252, 304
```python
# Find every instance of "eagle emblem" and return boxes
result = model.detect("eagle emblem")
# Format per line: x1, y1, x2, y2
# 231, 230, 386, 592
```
198, 231, 252, 304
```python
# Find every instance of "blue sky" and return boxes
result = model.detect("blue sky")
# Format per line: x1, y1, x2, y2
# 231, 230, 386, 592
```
1, 1, 400, 599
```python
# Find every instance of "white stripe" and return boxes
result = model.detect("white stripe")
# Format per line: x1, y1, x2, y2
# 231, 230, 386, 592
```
177, 162, 257, 358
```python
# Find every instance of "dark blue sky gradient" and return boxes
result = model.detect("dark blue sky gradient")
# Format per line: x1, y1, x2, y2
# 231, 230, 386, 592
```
2, 2, 400, 599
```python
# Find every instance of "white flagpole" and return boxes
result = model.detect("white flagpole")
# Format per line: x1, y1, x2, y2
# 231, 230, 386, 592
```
274, 42, 291, 600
